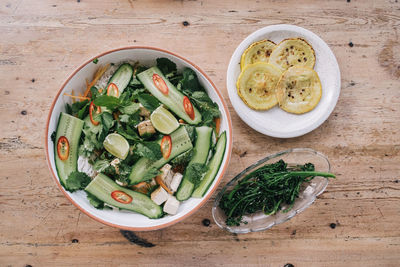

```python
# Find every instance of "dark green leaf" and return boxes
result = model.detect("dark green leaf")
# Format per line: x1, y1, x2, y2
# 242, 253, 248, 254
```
185, 163, 208, 186
93, 159, 110, 172
71, 100, 89, 114
51, 131, 56, 143
156, 58, 177, 75
135, 142, 162, 160
119, 114, 130, 123
101, 112, 114, 130
65, 103, 72, 115
90, 86, 102, 100
86, 192, 105, 209
138, 94, 160, 112
170, 149, 193, 167
141, 167, 161, 182
179, 68, 203, 94
93, 95, 120, 110
93, 58, 99, 64
77, 102, 90, 119
190, 91, 220, 126
119, 102, 140, 115
65, 171, 91, 192
183, 125, 196, 143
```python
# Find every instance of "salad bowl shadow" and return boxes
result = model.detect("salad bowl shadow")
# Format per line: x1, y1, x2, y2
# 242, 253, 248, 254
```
45, 46, 232, 231
212, 148, 331, 234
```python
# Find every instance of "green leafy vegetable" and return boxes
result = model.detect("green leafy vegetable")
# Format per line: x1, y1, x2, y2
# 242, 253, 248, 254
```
190, 91, 220, 126
183, 125, 196, 143
86, 192, 105, 209
66, 100, 90, 118
93, 159, 110, 172
65, 171, 91, 192
219, 160, 336, 226
156, 58, 177, 75
51, 131, 56, 143
138, 94, 160, 112
170, 149, 193, 167
178, 68, 202, 94
93, 58, 99, 64
135, 142, 162, 160
140, 167, 161, 182
119, 102, 140, 115
93, 95, 120, 110
185, 163, 208, 186
77, 102, 90, 120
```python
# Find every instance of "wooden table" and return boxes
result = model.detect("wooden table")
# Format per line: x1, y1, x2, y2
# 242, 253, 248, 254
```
1, 0, 399, 266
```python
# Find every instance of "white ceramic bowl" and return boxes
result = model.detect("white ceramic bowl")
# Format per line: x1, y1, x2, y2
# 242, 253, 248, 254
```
227, 24, 341, 138
45, 47, 232, 231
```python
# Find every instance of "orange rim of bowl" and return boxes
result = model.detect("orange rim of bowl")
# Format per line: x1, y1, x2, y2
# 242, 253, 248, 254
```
44, 46, 233, 231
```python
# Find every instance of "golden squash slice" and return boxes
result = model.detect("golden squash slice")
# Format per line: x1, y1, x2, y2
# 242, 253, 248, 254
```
240, 40, 276, 70
237, 62, 282, 110
276, 66, 322, 114
269, 38, 316, 71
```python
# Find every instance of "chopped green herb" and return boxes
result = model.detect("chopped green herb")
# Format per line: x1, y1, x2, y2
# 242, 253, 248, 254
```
156, 58, 177, 75
135, 142, 162, 160
93, 58, 99, 64
138, 94, 160, 112
86, 192, 105, 209
65, 171, 91, 192
185, 163, 208, 186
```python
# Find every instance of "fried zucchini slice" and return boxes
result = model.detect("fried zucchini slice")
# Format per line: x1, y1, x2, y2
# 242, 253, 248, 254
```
240, 40, 276, 70
237, 62, 282, 110
269, 38, 316, 71
276, 66, 322, 114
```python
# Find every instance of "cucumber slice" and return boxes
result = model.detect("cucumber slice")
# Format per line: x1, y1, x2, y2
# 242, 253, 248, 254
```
137, 67, 202, 125
192, 131, 227, 198
176, 126, 212, 201
107, 63, 133, 96
128, 126, 193, 185
54, 112, 84, 187
85, 173, 162, 219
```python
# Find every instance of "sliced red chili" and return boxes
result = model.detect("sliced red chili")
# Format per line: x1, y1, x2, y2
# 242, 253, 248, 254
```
160, 135, 172, 160
89, 101, 101, 126
183, 96, 195, 120
111, 190, 133, 204
57, 136, 70, 161
107, 83, 119, 97
152, 73, 169, 95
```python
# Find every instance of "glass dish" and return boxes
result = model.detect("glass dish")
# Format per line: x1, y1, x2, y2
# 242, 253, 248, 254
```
212, 148, 331, 234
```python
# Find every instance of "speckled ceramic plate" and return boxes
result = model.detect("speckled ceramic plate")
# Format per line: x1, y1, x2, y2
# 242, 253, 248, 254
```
227, 24, 340, 138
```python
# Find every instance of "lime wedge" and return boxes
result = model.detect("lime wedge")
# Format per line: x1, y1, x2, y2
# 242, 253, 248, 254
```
150, 106, 179, 134
103, 133, 129, 160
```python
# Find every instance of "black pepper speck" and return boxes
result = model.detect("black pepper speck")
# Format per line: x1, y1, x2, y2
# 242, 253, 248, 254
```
26, 265, 33, 267
349, 42, 354, 47
202, 218, 210, 227
31, 78, 35, 83
284, 264, 294, 267
330, 223, 337, 229
72, 239, 79, 243
21, 110, 27, 115
182, 21, 190, 26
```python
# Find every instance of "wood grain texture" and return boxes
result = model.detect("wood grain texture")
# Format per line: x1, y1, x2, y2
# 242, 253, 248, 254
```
0, 0, 399, 266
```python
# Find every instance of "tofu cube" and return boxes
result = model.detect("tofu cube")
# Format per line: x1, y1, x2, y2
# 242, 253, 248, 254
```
151, 186, 169, 205
170, 172, 183, 193
138, 120, 156, 137
163, 195, 180, 215
158, 164, 174, 192
139, 104, 151, 118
